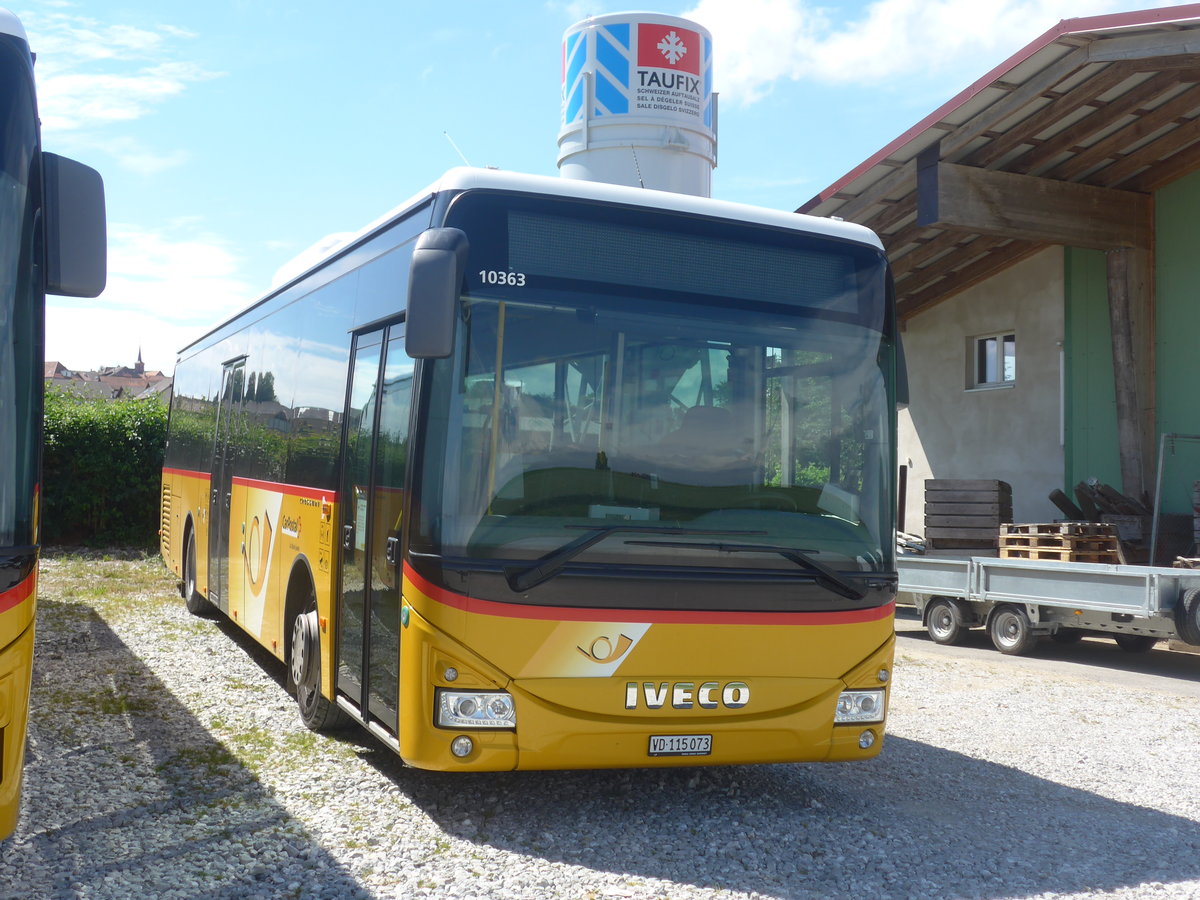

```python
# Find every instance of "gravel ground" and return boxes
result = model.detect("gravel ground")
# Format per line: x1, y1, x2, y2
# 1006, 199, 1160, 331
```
2, 554, 1199, 899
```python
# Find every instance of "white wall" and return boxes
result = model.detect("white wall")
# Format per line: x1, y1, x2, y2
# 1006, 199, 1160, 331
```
898, 247, 1065, 533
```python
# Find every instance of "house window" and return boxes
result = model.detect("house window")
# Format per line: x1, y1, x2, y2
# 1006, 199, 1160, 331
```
972, 332, 1015, 388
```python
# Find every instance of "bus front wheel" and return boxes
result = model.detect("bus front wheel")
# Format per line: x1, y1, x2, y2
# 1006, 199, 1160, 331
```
289, 589, 350, 732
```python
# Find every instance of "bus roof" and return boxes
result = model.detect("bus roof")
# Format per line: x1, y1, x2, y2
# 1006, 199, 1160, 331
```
373, 167, 881, 253
180, 167, 884, 358
277, 167, 882, 295
0, 9, 27, 42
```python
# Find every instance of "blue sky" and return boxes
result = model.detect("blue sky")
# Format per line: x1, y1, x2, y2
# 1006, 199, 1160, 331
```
20, 0, 1187, 372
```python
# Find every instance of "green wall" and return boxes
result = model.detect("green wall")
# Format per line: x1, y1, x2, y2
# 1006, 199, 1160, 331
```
1063, 247, 1120, 493
1151, 168, 1200, 514
1065, 169, 1200, 514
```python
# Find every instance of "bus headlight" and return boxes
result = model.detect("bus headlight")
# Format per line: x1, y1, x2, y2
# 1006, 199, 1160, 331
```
835, 689, 885, 724
436, 689, 516, 729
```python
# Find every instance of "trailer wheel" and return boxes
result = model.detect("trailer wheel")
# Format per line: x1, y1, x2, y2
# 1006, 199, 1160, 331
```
1113, 634, 1157, 653
989, 605, 1037, 655
1176, 588, 1200, 646
1050, 628, 1084, 644
926, 598, 968, 645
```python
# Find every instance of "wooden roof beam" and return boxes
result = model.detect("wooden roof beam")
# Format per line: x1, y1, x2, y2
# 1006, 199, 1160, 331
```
963, 62, 1140, 169
1012, 70, 1193, 175
896, 241, 1046, 321
1087, 29, 1200, 63
1044, 81, 1200, 183
917, 156, 1152, 250
811, 47, 1092, 221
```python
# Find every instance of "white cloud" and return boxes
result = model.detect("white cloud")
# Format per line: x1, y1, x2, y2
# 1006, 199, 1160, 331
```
45, 225, 254, 373
683, 0, 1184, 103
21, 11, 219, 160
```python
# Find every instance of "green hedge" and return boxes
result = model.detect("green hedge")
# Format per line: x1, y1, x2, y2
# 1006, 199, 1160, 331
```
42, 387, 169, 547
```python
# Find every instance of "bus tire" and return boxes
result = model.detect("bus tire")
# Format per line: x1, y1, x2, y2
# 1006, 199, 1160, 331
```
989, 605, 1037, 655
183, 530, 214, 617
289, 585, 350, 733
1176, 588, 1200, 646
925, 597, 968, 645
1113, 633, 1157, 653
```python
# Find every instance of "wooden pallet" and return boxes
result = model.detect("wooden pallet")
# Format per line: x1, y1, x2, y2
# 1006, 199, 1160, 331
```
1000, 547, 1121, 563
1000, 522, 1115, 538
997, 522, 1122, 563
999, 535, 1117, 551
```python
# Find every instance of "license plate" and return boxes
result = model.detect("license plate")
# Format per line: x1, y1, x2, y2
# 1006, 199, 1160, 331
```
648, 734, 712, 757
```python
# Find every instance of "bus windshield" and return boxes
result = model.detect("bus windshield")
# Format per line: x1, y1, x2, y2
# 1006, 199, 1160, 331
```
415, 193, 894, 604
0, 36, 38, 549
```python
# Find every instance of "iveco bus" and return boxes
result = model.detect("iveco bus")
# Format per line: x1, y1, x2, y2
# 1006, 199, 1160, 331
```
0, 8, 106, 839
160, 166, 898, 771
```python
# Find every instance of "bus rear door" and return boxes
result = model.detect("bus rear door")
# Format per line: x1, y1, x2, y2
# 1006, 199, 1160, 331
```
209, 357, 246, 611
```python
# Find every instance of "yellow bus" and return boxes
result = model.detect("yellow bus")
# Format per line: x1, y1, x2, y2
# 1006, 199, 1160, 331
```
160, 167, 898, 771
0, 8, 106, 839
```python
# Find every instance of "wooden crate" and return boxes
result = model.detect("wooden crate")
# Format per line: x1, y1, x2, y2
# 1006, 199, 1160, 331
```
925, 479, 1012, 553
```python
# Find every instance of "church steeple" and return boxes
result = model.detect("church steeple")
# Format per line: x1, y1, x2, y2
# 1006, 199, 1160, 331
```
135, 347, 145, 376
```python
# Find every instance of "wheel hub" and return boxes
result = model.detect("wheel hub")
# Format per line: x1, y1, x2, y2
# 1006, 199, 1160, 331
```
291, 611, 318, 688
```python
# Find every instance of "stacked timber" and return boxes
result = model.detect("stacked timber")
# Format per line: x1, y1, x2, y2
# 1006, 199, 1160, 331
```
1194, 481, 1200, 553
1048, 480, 1194, 565
924, 479, 1012, 555
999, 522, 1121, 564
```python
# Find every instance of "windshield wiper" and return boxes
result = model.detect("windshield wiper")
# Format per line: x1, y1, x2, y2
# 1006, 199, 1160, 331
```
625, 540, 866, 601
503, 526, 764, 593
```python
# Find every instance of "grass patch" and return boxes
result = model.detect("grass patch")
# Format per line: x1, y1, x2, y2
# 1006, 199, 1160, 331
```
37, 551, 182, 624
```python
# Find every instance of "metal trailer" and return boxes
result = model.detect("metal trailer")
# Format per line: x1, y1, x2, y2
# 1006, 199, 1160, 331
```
898, 555, 1200, 655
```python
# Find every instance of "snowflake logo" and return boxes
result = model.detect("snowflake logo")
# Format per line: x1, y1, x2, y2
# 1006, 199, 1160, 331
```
657, 31, 687, 66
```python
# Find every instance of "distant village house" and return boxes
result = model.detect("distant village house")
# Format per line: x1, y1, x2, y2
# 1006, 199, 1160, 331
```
45, 350, 173, 401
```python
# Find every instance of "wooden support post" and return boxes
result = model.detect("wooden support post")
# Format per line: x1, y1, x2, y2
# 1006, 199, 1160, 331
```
1107, 247, 1148, 502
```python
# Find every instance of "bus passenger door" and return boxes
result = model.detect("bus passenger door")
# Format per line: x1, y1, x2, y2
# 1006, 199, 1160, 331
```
337, 326, 413, 734
209, 357, 246, 612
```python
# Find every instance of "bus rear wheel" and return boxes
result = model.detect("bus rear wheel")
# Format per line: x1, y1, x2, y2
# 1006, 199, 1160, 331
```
183, 531, 213, 617
289, 589, 350, 732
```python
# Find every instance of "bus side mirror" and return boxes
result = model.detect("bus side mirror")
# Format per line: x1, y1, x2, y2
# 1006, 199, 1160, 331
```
896, 334, 909, 409
406, 227, 468, 359
43, 152, 107, 298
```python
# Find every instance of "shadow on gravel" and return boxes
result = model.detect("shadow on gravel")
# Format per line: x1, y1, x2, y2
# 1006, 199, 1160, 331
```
377, 737, 1200, 899
3, 600, 370, 900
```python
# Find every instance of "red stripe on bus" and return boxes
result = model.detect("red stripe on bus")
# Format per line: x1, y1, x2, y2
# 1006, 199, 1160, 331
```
162, 467, 212, 481
403, 562, 893, 626
231, 476, 337, 502
0, 571, 35, 615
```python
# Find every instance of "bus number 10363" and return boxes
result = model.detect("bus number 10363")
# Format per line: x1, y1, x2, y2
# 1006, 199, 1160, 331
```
479, 269, 526, 286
